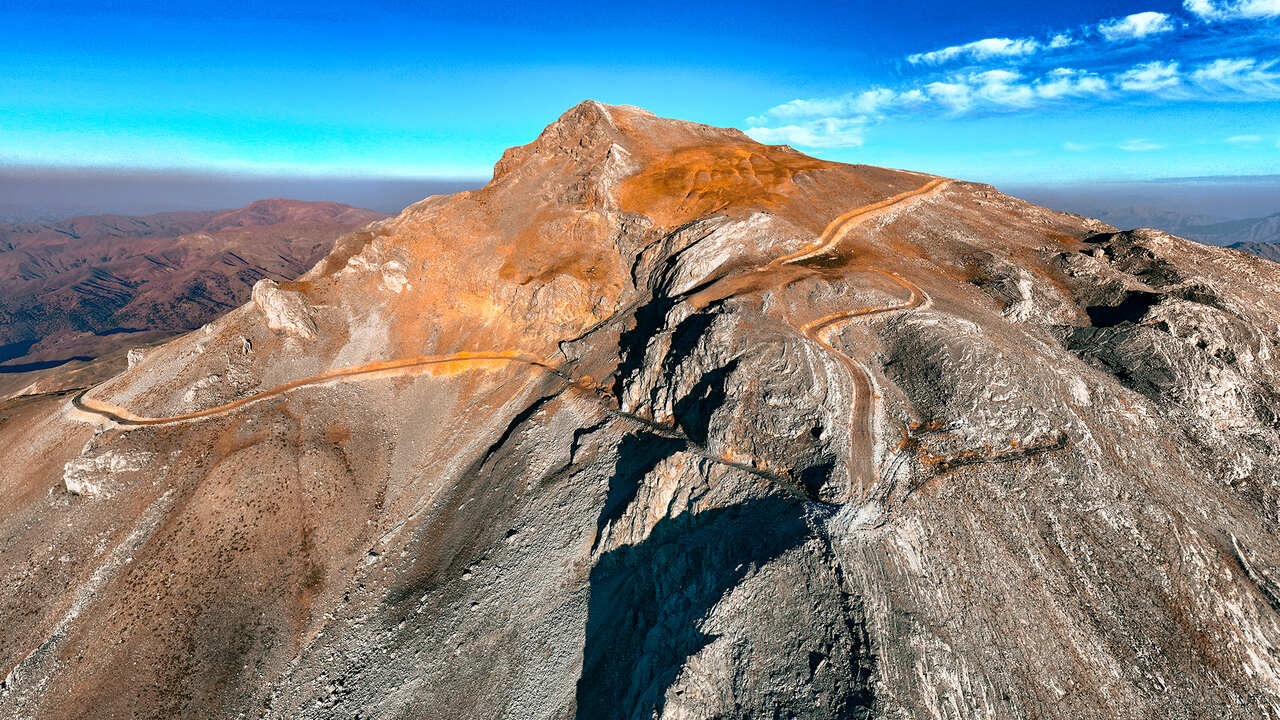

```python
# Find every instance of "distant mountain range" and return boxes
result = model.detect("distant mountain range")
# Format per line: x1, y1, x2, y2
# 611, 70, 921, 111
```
6, 101, 1280, 719
1087, 205, 1280, 259
0, 198, 383, 380
1183, 213, 1280, 247
1229, 240, 1280, 262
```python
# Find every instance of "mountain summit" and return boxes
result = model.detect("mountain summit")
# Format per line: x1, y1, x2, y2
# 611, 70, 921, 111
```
4, 102, 1280, 719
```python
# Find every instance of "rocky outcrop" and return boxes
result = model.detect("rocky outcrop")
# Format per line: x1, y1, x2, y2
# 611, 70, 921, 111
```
251, 279, 318, 339
62, 448, 155, 497
1, 103, 1279, 719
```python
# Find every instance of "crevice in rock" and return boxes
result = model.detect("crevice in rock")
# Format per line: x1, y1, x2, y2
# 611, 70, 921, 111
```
1220, 532, 1280, 617
612, 291, 679, 401
1085, 291, 1162, 327
799, 461, 837, 502
672, 358, 740, 446
473, 393, 558, 475
592, 432, 687, 553
660, 311, 718, 376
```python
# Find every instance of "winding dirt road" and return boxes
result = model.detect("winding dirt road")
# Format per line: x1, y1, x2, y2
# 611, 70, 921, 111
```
770, 179, 946, 499
73, 351, 570, 426
682, 175, 946, 499
72, 176, 948, 505
796, 270, 928, 499
770, 178, 948, 268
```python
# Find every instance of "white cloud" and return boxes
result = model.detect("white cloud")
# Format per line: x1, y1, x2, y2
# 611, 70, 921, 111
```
1035, 68, 1110, 99
745, 117, 868, 148
969, 69, 1037, 108
1098, 11, 1177, 41
1063, 142, 1094, 151
743, 56, 1276, 148
921, 69, 1106, 112
1184, 0, 1280, 20
747, 88, 929, 127
922, 81, 972, 112
908, 37, 1042, 65
1227, 134, 1263, 142
750, 88, 917, 124
1190, 58, 1280, 97
1116, 61, 1183, 92
1119, 139, 1165, 151
1048, 33, 1077, 49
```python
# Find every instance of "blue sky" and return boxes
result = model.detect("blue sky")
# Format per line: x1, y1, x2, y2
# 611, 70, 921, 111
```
1, 0, 1277, 184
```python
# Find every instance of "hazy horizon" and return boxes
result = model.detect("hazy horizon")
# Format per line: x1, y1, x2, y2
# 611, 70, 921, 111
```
1004, 175, 1280, 222
0, 166, 482, 223
3, 163, 1277, 226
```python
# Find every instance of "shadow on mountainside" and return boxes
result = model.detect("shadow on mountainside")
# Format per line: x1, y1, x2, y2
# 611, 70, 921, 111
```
593, 432, 687, 553
575, 495, 811, 720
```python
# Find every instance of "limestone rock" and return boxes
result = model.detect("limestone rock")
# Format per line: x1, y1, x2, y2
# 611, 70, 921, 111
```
251, 278, 318, 339
62, 449, 155, 496
2, 103, 1279, 719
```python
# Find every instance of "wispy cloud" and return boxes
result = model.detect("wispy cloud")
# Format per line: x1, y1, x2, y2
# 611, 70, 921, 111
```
1120, 139, 1166, 151
1116, 61, 1183, 92
748, 88, 918, 122
746, 117, 869, 148
1227, 134, 1263, 142
907, 37, 1044, 66
1191, 58, 1280, 97
1048, 34, 1078, 49
745, 56, 1279, 147
1063, 142, 1094, 151
1036, 68, 1109, 99
747, 67, 1110, 138
746, 1, 1280, 149
1098, 11, 1177, 41
1184, 0, 1280, 21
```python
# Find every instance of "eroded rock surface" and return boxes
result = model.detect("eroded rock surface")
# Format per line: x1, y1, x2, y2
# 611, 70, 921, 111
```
1, 102, 1279, 719
251, 279, 318, 339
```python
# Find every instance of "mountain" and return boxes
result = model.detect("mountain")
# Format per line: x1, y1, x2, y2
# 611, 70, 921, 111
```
1024, 198, 1280, 260
1230, 240, 1280, 262
1188, 213, 1280, 247
1087, 204, 1229, 237
3, 103, 1280, 718
1067, 205, 1280, 260
0, 199, 386, 383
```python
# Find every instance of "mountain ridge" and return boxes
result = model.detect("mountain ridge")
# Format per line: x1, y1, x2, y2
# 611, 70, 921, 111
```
0, 198, 385, 382
2, 102, 1279, 719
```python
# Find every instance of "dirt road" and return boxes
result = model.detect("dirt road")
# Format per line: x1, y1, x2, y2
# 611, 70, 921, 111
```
73, 177, 948, 504
776, 180, 946, 500
73, 351, 567, 426
779, 181, 945, 500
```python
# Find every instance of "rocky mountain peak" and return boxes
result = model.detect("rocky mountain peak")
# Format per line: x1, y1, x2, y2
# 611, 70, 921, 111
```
4, 104, 1280, 719
489, 101, 762, 200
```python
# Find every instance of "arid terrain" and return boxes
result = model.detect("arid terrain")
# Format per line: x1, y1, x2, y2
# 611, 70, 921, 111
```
1099, 207, 1280, 259
3, 103, 1280, 719
0, 199, 385, 396
1041, 204, 1280, 261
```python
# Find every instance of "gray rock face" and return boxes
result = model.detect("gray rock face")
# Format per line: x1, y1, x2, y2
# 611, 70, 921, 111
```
251, 278, 318, 339
2, 104, 1280, 719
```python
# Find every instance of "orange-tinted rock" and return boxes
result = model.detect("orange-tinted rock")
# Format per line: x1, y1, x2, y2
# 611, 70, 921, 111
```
3, 103, 1280, 719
